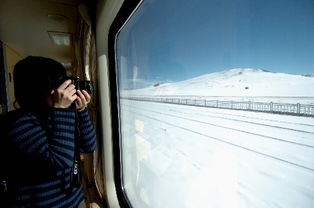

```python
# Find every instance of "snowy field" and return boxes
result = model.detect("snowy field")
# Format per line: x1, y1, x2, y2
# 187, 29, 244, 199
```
120, 99, 314, 208
123, 95, 314, 105
123, 68, 314, 105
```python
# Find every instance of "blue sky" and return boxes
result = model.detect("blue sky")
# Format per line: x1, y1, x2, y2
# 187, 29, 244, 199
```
117, 0, 314, 89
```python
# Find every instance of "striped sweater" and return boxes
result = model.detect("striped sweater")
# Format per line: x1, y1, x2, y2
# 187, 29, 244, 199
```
1, 107, 96, 208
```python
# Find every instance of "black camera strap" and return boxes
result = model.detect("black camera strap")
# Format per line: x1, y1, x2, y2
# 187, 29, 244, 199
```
71, 110, 82, 188
61, 108, 82, 193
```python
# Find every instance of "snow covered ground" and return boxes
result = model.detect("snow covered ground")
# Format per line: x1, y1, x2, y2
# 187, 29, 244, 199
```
120, 99, 314, 208
122, 68, 314, 104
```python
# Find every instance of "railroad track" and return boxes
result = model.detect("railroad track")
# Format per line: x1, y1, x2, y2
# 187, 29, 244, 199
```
121, 100, 314, 172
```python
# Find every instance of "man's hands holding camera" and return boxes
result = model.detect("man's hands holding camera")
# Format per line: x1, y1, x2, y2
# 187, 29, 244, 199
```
50, 79, 91, 111
75, 89, 91, 112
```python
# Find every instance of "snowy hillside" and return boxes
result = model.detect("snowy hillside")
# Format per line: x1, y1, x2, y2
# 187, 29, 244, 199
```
123, 68, 314, 97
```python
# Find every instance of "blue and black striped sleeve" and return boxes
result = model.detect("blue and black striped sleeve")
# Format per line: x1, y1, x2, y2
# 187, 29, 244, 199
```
77, 109, 96, 153
7, 109, 76, 171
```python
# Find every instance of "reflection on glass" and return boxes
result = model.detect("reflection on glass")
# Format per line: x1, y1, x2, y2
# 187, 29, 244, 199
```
116, 0, 314, 207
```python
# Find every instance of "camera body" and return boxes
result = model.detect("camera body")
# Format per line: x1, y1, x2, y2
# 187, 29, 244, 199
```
68, 76, 93, 94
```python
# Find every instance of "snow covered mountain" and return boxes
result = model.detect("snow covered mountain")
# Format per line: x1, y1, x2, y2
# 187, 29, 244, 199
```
123, 68, 314, 97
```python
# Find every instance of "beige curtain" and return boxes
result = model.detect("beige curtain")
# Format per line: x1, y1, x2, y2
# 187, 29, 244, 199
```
75, 3, 106, 207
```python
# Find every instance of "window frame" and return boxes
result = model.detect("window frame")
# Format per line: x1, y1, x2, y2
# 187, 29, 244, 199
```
108, 0, 143, 207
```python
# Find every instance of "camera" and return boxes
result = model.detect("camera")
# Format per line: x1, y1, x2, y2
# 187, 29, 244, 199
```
68, 76, 93, 94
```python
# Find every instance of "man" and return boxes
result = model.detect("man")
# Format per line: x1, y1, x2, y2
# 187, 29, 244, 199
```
1, 56, 96, 207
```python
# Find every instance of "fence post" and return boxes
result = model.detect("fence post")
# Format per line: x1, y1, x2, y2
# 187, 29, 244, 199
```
270, 102, 273, 112
297, 103, 300, 115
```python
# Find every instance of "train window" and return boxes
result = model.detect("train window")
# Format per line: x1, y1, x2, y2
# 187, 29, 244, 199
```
115, 0, 314, 207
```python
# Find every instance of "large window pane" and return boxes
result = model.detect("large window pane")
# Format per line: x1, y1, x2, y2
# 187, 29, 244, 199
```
116, 0, 314, 207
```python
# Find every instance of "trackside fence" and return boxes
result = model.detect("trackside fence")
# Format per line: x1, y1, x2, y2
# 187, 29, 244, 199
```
121, 96, 314, 117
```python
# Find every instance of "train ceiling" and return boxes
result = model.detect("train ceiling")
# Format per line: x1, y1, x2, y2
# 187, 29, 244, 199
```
0, 0, 81, 66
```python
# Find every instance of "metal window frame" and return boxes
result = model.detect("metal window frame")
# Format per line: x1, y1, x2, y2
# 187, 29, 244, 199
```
107, 0, 143, 207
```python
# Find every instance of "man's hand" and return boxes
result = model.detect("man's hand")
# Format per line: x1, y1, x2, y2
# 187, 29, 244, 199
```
51, 80, 77, 108
75, 90, 91, 112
